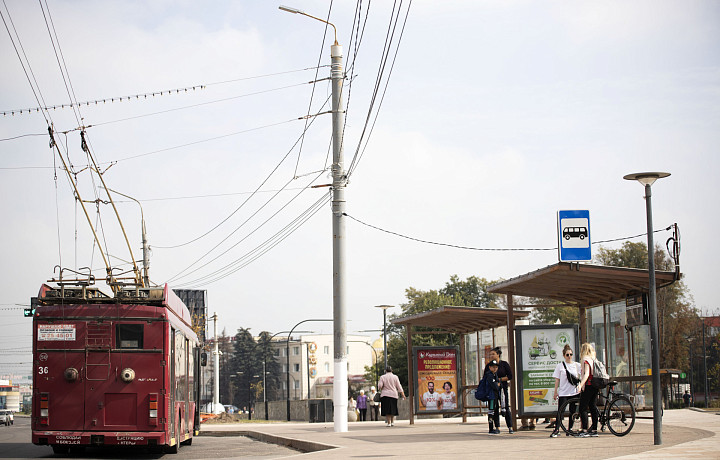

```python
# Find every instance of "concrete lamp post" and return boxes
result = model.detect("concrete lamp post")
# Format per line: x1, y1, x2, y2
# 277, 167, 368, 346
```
375, 305, 394, 371
623, 171, 670, 446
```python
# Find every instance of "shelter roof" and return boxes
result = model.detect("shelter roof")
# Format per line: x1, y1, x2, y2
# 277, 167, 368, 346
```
488, 262, 678, 308
391, 306, 530, 334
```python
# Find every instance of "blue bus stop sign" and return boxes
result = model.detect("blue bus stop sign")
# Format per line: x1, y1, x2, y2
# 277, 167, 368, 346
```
558, 210, 591, 261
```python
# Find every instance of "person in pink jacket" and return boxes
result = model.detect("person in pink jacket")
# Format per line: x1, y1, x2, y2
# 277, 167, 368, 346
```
378, 366, 405, 427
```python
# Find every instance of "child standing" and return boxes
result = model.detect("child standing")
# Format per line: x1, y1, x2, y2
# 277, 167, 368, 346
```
486, 360, 502, 434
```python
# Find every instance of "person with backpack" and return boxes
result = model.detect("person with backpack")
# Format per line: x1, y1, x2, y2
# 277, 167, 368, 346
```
549, 344, 581, 437
482, 347, 514, 434
577, 342, 601, 437
484, 360, 502, 434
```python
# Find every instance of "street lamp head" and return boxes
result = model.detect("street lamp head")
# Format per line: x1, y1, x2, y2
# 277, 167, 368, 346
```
623, 172, 671, 187
279, 5, 303, 14
375, 305, 394, 311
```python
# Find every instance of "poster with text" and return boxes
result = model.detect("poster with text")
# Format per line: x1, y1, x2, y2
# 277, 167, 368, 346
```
413, 347, 460, 413
515, 325, 578, 416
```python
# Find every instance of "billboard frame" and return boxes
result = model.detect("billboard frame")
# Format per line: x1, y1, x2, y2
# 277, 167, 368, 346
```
412, 346, 462, 415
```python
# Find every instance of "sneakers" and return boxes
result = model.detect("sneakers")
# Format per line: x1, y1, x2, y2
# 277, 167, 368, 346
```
550, 431, 559, 438
493, 429, 501, 434
566, 430, 576, 437
578, 431, 598, 438
508, 428, 514, 434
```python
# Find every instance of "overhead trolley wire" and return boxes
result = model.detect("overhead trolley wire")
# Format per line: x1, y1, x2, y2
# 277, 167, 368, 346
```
347, 0, 413, 179
345, 213, 674, 252
154, 96, 331, 251
1, 0, 51, 124
173, 189, 332, 288
2, 66, 329, 117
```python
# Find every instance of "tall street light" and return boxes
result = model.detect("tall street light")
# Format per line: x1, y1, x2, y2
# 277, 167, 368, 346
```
624, 171, 670, 446
279, 4, 348, 433
375, 305, 394, 371
286, 319, 332, 422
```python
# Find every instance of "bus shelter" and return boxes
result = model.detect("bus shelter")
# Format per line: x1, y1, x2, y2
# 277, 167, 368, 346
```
488, 262, 679, 426
392, 306, 530, 424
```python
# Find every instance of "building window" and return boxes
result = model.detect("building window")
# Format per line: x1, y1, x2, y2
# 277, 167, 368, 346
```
282, 364, 287, 373
293, 346, 300, 355
324, 345, 329, 354
274, 348, 280, 356
325, 389, 330, 397
294, 381, 300, 390
293, 363, 300, 372
282, 382, 287, 390
281, 348, 286, 357
324, 362, 329, 372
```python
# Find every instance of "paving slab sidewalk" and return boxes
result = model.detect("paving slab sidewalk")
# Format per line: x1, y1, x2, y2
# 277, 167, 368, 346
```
201, 409, 719, 459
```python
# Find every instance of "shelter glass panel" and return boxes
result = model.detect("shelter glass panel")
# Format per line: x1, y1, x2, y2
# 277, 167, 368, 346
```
607, 301, 631, 394
586, 305, 606, 362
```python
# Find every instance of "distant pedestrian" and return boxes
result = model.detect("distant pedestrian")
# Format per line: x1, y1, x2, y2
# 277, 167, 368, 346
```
357, 390, 368, 421
368, 386, 381, 421
683, 390, 691, 408
378, 366, 405, 427
483, 347, 514, 433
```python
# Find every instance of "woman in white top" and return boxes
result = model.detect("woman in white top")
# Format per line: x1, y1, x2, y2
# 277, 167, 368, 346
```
550, 344, 581, 437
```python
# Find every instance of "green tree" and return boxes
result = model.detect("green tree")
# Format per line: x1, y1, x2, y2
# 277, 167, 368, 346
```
385, 275, 501, 390
594, 241, 695, 371
231, 328, 262, 411
256, 331, 282, 400
530, 298, 579, 325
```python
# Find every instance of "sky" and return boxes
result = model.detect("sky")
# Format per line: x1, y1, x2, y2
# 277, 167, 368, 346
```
1, 1, 719, 376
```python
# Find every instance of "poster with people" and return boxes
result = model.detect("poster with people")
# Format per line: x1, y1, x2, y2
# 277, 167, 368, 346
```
515, 325, 578, 416
413, 347, 460, 413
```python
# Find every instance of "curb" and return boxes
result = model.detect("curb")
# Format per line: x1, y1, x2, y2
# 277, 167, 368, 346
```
200, 429, 337, 453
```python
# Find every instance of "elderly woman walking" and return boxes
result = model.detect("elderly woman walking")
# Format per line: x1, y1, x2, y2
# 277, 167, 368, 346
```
378, 366, 405, 427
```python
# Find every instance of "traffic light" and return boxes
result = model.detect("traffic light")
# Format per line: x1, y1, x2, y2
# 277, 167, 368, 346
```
23, 307, 35, 317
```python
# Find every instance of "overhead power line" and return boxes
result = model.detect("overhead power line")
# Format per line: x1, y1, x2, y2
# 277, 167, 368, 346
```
344, 213, 673, 252
1, 66, 328, 116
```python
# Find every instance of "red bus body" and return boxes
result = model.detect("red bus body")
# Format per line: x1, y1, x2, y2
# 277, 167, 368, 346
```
31, 284, 200, 453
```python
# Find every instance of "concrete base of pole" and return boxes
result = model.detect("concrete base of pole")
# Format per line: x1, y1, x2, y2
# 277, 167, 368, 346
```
333, 359, 348, 432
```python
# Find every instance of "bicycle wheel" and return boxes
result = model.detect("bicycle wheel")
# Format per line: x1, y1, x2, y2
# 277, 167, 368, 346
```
557, 397, 582, 434
606, 396, 635, 436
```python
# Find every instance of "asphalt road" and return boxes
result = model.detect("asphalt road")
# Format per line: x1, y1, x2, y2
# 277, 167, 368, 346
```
0, 417, 298, 459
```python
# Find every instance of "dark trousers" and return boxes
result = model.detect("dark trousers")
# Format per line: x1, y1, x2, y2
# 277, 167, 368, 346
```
488, 399, 500, 430
369, 405, 379, 421
359, 408, 367, 421
579, 386, 599, 431
556, 395, 577, 432
499, 386, 512, 428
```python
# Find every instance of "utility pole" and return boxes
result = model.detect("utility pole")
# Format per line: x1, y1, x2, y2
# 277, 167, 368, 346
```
330, 39, 348, 433
211, 312, 223, 414
279, 4, 347, 433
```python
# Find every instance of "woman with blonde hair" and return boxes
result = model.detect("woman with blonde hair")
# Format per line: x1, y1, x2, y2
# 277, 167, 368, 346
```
576, 342, 600, 437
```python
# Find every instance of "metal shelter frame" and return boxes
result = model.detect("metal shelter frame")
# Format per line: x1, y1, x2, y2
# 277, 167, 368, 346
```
392, 262, 679, 429
392, 306, 531, 425
488, 262, 678, 429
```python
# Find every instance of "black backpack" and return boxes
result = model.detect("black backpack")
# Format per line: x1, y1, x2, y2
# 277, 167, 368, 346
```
475, 373, 496, 401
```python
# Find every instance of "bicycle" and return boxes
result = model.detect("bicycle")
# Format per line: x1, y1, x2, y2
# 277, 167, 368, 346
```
557, 381, 636, 436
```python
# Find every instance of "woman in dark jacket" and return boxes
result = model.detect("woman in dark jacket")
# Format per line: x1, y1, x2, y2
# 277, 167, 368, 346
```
482, 347, 514, 434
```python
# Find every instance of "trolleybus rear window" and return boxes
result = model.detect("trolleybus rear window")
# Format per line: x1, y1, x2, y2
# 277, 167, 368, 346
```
116, 324, 144, 349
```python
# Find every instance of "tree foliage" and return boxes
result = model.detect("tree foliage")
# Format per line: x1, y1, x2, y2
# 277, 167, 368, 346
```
385, 275, 501, 389
595, 241, 695, 371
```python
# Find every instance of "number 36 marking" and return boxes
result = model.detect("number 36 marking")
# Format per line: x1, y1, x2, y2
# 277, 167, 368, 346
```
38, 366, 49, 374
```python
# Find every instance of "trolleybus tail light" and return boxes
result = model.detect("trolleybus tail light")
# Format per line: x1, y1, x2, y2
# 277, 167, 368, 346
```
40, 393, 49, 425
149, 393, 158, 425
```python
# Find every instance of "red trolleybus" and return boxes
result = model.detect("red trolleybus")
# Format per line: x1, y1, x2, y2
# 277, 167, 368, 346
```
31, 283, 201, 454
